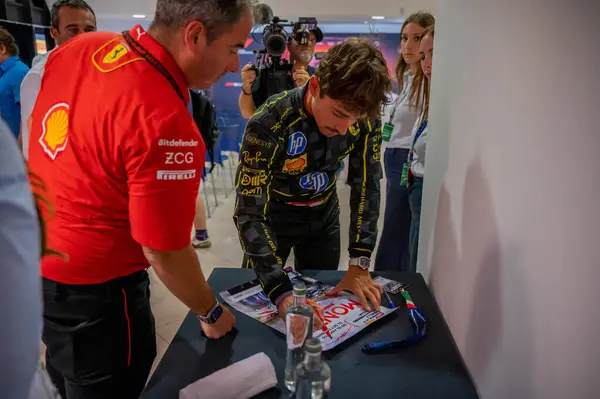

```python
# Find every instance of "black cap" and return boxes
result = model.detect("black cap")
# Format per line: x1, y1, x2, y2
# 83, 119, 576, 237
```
312, 27, 323, 43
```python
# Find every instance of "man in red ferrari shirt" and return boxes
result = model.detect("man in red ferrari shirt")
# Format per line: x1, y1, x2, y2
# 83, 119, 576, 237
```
27, 0, 253, 397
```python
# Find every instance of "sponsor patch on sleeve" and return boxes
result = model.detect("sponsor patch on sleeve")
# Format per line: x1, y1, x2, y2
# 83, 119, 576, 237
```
239, 168, 268, 198
38, 103, 70, 160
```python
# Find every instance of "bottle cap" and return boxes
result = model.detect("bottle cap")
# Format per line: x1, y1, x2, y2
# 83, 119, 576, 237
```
304, 338, 322, 354
293, 283, 307, 296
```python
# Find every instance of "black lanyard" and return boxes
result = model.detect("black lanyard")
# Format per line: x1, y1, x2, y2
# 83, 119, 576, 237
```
122, 30, 186, 105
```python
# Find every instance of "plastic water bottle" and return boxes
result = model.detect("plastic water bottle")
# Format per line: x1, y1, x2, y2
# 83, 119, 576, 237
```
284, 283, 314, 392
295, 338, 331, 399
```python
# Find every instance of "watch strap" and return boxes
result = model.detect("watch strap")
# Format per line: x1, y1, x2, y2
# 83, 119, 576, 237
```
349, 256, 370, 270
242, 85, 252, 96
196, 301, 222, 324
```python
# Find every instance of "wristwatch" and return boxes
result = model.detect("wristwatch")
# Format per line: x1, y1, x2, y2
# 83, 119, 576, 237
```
349, 256, 371, 271
196, 301, 224, 324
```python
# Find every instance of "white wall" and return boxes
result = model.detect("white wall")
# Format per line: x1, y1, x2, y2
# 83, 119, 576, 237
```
419, 1, 600, 398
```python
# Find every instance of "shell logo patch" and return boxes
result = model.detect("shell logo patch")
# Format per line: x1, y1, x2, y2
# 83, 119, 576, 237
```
102, 43, 128, 64
39, 103, 69, 160
283, 154, 307, 174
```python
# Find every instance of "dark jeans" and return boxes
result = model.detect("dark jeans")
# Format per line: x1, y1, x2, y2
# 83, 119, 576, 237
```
375, 148, 411, 272
408, 177, 424, 273
42, 270, 156, 399
243, 195, 341, 271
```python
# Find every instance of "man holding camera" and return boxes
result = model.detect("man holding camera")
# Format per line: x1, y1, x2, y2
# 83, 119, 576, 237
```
238, 24, 323, 118
234, 38, 392, 323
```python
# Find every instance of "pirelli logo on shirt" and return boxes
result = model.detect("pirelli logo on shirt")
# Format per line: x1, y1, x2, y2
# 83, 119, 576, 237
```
156, 170, 197, 181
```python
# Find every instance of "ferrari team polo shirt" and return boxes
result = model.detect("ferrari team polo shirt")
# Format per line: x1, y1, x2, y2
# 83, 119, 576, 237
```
28, 25, 205, 284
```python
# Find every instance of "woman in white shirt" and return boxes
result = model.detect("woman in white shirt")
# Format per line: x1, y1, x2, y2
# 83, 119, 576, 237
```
375, 12, 434, 272
407, 25, 435, 272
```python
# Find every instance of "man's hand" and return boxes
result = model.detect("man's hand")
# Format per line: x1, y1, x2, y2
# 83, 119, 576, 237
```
327, 266, 383, 312
293, 62, 310, 87
278, 294, 325, 331
199, 306, 237, 339
241, 62, 257, 94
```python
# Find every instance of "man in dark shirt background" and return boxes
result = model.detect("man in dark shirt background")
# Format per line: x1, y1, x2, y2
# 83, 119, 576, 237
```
238, 24, 322, 118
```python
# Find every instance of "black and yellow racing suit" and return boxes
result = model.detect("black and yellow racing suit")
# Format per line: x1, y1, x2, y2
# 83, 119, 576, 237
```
233, 86, 383, 303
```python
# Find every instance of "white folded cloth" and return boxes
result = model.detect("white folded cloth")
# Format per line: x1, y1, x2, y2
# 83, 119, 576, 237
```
179, 352, 278, 399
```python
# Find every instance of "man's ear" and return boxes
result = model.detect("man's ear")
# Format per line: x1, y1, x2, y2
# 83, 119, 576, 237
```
50, 27, 58, 41
185, 21, 207, 53
308, 75, 319, 97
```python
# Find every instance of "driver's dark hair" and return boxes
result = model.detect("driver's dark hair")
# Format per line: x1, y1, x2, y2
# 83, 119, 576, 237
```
316, 37, 392, 120
51, 0, 96, 29
152, 0, 255, 43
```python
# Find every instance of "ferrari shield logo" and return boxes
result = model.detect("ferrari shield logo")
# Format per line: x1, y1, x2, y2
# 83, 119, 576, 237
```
102, 43, 129, 64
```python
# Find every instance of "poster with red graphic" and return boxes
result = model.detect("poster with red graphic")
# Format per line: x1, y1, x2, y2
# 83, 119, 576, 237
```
219, 268, 398, 351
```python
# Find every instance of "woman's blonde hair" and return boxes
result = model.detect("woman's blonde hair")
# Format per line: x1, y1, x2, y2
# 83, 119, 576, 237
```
409, 25, 435, 124
395, 12, 435, 94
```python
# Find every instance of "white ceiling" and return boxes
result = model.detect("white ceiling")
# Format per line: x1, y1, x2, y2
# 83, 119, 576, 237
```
78, 0, 436, 23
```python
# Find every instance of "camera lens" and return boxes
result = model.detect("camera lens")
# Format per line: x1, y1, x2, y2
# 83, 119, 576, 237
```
264, 30, 287, 57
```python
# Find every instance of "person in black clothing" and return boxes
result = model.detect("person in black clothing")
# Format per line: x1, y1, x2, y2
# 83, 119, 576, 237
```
238, 24, 323, 118
189, 89, 215, 248
233, 38, 392, 323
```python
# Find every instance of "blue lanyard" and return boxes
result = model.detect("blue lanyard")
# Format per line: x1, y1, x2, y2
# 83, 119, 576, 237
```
361, 290, 427, 352
408, 119, 428, 163
412, 119, 428, 148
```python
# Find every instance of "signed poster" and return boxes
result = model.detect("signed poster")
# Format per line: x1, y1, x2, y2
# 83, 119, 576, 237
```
219, 268, 398, 351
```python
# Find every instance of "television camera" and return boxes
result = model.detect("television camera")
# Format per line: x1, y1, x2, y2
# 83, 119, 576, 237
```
252, 16, 319, 70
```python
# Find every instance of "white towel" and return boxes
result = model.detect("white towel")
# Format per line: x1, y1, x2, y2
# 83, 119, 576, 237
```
179, 352, 278, 399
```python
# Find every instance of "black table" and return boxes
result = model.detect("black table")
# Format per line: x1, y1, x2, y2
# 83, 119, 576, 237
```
142, 269, 478, 399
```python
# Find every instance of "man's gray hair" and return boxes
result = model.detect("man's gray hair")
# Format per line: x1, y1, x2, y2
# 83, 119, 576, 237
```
153, 0, 255, 42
